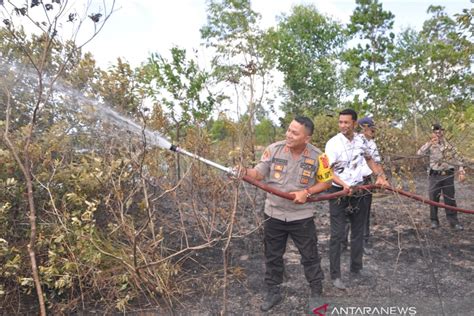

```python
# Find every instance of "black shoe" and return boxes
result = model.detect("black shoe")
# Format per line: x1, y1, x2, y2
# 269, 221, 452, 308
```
431, 221, 439, 229
451, 223, 464, 231
260, 287, 282, 312
310, 283, 322, 298
308, 286, 323, 313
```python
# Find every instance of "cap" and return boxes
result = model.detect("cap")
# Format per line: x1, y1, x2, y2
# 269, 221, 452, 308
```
432, 123, 443, 131
358, 116, 375, 128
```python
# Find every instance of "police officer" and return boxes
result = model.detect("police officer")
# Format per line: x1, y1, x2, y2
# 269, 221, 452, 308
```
238, 116, 332, 312
325, 109, 389, 290
417, 123, 466, 230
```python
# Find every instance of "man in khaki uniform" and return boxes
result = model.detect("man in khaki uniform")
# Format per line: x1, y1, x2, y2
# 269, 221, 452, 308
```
240, 116, 332, 312
417, 123, 466, 230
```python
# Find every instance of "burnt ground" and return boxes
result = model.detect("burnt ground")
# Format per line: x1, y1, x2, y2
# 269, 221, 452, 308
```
14, 172, 470, 315
150, 171, 474, 316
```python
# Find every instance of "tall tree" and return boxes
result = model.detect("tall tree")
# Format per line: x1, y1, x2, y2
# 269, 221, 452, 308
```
343, 0, 395, 114
200, 0, 272, 160
387, 5, 473, 139
266, 4, 346, 119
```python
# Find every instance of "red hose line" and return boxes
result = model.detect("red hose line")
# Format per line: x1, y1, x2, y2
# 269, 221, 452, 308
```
241, 176, 474, 214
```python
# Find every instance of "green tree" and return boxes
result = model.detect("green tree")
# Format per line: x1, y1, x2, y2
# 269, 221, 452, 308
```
266, 4, 346, 119
141, 46, 218, 179
387, 6, 473, 140
255, 118, 278, 146
343, 0, 395, 114
201, 0, 273, 160
96, 58, 143, 116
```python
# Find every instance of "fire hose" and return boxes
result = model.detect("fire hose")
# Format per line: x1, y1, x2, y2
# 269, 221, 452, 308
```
168, 145, 474, 214
242, 176, 474, 214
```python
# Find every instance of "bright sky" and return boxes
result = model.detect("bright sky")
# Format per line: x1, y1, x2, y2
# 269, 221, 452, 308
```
85, 0, 472, 68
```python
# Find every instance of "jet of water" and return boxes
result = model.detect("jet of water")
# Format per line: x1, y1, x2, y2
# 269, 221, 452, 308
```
1, 62, 173, 150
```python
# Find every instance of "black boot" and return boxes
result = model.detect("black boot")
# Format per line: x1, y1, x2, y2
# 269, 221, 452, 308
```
260, 286, 282, 312
308, 284, 323, 313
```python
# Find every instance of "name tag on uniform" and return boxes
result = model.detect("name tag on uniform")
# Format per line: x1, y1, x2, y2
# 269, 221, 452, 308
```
304, 158, 315, 165
272, 158, 288, 165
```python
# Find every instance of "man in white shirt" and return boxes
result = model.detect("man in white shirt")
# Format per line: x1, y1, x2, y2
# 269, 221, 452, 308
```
325, 109, 389, 290
341, 117, 380, 255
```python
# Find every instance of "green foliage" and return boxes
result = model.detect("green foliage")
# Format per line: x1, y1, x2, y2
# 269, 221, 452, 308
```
141, 47, 217, 131
267, 4, 347, 116
96, 58, 143, 116
210, 116, 233, 141
343, 0, 395, 114
201, 0, 275, 160
312, 115, 339, 150
255, 118, 278, 146
386, 5, 473, 129
1, 1, 473, 313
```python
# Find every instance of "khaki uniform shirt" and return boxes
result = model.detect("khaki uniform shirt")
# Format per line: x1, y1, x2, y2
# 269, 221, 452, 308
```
417, 140, 463, 171
254, 140, 332, 222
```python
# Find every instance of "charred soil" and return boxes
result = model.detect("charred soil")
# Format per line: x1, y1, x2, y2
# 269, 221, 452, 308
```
163, 172, 474, 315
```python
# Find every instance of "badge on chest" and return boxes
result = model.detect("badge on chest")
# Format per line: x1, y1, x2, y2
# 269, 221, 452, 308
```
300, 156, 316, 184
272, 158, 288, 179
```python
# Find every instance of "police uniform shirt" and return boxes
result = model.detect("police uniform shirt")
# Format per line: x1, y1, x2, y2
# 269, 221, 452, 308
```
325, 133, 375, 187
360, 135, 381, 177
417, 139, 463, 171
254, 140, 332, 222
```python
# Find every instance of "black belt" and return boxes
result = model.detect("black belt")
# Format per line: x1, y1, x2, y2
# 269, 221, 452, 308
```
429, 169, 454, 176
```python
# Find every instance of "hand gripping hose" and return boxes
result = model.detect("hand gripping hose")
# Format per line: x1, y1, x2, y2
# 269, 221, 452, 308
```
168, 145, 473, 214
242, 176, 474, 215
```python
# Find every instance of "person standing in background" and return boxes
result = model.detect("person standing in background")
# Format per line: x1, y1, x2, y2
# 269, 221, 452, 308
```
417, 123, 466, 230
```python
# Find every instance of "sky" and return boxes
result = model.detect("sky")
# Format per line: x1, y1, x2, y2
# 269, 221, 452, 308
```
83, 0, 473, 68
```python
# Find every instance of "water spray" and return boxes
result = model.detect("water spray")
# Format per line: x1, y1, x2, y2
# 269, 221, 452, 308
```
3, 63, 470, 215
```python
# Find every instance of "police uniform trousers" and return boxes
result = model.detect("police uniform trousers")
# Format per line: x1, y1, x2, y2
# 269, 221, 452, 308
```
263, 214, 324, 291
328, 185, 368, 280
429, 170, 459, 225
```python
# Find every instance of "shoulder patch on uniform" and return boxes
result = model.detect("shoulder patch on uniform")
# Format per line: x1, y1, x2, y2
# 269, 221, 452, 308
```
261, 149, 271, 161
316, 153, 333, 182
